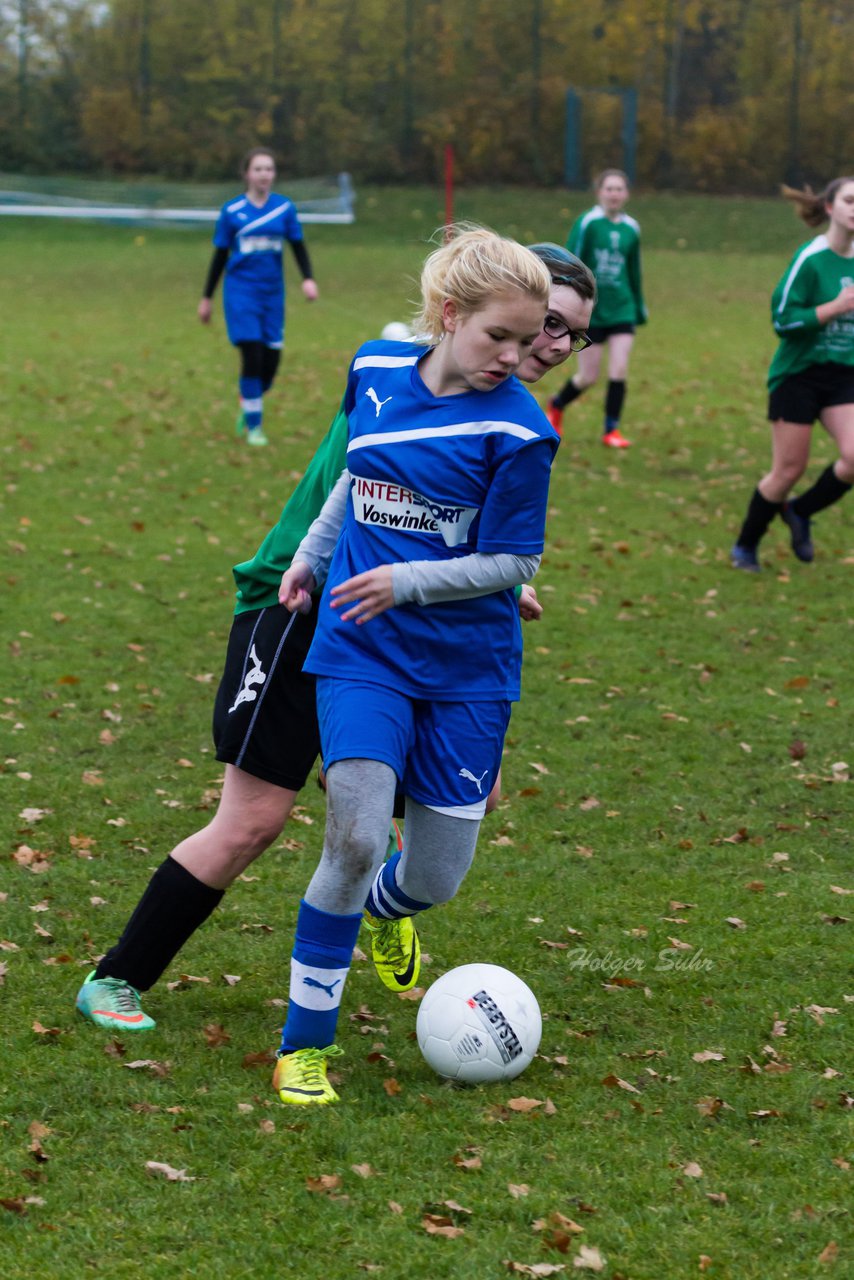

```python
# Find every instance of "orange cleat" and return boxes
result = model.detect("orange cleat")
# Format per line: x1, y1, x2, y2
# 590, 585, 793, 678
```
602, 429, 631, 449
546, 400, 563, 436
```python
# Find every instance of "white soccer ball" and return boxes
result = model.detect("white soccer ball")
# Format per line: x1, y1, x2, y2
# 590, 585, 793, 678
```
380, 321, 413, 342
416, 963, 542, 1084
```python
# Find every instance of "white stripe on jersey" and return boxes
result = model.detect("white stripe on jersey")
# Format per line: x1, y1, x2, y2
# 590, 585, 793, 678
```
353, 355, 421, 370
226, 196, 248, 214
775, 235, 828, 318
347, 419, 540, 452
240, 201, 294, 236
425, 797, 487, 820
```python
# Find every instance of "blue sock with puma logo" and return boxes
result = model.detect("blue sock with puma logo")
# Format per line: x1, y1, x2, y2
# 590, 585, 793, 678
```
279, 900, 362, 1053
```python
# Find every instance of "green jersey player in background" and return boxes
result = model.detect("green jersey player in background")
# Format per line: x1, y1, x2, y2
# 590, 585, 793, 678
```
731, 176, 854, 571
548, 169, 646, 449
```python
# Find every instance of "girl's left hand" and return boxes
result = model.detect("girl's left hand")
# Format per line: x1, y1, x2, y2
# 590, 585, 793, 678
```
518, 583, 543, 621
302, 279, 319, 302
330, 566, 394, 623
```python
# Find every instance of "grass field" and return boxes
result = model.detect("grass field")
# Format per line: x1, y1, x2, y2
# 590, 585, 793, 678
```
1, 187, 852, 1279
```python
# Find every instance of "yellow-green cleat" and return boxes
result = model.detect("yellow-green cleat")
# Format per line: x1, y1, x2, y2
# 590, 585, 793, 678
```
364, 913, 421, 993
273, 1044, 344, 1106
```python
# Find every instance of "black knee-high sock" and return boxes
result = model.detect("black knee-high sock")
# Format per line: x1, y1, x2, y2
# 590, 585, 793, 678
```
552, 377, 585, 410
604, 379, 626, 433
261, 347, 281, 394
736, 487, 783, 549
95, 858, 224, 991
790, 464, 853, 518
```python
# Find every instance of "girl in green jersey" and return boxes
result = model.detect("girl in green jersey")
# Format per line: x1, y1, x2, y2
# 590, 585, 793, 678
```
548, 169, 646, 448
732, 177, 854, 571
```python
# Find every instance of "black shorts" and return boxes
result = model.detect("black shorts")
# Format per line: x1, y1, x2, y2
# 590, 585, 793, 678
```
212, 605, 320, 791
768, 363, 854, 424
587, 322, 636, 345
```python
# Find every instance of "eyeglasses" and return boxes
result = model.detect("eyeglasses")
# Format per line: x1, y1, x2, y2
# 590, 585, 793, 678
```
542, 313, 592, 351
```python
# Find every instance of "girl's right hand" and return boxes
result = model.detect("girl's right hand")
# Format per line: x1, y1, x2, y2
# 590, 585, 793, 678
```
279, 561, 316, 614
197, 298, 212, 324
835, 285, 854, 316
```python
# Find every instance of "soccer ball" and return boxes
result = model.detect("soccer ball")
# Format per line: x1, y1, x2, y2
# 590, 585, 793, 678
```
416, 963, 542, 1084
380, 321, 413, 342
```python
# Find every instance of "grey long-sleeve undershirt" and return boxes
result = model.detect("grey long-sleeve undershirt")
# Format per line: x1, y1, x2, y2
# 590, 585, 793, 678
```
292, 470, 540, 605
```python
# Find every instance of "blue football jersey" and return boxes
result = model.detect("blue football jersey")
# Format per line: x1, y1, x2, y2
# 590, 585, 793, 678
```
304, 340, 559, 701
213, 192, 304, 291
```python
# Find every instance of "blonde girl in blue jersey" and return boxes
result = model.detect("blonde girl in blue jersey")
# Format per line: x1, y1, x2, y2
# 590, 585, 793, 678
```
732, 177, 854, 570
74, 244, 594, 1041
198, 147, 318, 447
273, 227, 557, 1105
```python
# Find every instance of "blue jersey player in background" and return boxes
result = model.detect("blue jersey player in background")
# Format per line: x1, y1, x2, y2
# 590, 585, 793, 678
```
198, 147, 319, 447
274, 226, 558, 1107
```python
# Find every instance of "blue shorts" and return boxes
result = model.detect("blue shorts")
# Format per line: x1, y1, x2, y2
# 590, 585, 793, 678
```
315, 677, 511, 819
223, 281, 284, 348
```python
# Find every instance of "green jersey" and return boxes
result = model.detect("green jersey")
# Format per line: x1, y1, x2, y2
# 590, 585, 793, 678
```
232, 401, 348, 614
567, 205, 646, 328
768, 235, 854, 391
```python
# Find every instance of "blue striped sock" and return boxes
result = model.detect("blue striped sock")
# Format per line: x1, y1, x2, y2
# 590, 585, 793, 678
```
365, 851, 431, 920
279, 900, 362, 1053
239, 376, 264, 431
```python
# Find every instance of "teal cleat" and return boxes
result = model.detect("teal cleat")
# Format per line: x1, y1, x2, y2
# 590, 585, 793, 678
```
76, 970, 156, 1032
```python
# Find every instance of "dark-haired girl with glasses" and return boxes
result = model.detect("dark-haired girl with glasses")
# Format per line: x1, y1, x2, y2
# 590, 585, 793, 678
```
731, 177, 854, 571
548, 169, 646, 447
516, 243, 596, 385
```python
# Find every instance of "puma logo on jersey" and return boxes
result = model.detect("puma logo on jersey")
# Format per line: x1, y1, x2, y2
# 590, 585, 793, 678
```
303, 975, 342, 999
366, 387, 393, 417
228, 643, 267, 712
459, 767, 489, 794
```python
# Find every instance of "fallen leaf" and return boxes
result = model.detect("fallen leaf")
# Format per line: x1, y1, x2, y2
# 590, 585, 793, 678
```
1, 1198, 28, 1215
579, 797, 600, 811
725, 917, 746, 929
682, 1162, 703, 1178
453, 1150, 482, 1170
666, 937, 693, 951
422, 1213, 465, 1238
202, 1023, 230, 1048
351, 1163, 376, 1179
31, 1021, 62, 1037
306, 1174, 342, 1194
145, 1161, 194, 1182
222, 973, 241, 986
123, 1059, 171, 1077
572, 1244, 606, 1272
695, 1096, 724, 1118
706, 1191, 728, 1205
504, 1264, 567, 1276
508, 1183, 530, 1198
692, 1050, 725, 1064
383, 1077, 402, 1096
601, 1074, 641, 1095
508, 1096, 544, 1112
818, 1242, 839, 1264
